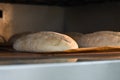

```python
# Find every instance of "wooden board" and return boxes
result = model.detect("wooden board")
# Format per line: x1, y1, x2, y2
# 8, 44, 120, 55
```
0, 46, 120, 61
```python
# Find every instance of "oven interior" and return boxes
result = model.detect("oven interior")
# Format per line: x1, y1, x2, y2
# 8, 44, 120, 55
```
0, 0, 119, 63
0, 0, 119, 40
0, 1, 120, 80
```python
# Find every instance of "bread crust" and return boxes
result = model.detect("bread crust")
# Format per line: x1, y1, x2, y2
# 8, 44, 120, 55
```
13, 31, 78, 52
79, 31, 120, 47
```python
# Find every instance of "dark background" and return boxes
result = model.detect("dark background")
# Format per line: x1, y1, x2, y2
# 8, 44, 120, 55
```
0, 0, 119, 6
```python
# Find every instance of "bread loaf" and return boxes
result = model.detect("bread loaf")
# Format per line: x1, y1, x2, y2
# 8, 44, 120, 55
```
79, 31, 120, 47
13, 31, 78, 52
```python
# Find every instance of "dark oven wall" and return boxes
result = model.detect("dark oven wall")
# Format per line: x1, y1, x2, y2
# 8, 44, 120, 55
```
65, 2, 120, 33
0, 0, 118, 6
0, 0, 120, 40
0, 3, 64, 40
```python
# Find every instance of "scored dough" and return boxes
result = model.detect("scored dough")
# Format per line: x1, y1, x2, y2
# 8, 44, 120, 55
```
13, 31, 78, 52
79, 31, 120, 47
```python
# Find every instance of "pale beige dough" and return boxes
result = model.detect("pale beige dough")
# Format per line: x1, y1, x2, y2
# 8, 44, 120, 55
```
13, 31, 78, 52
79, 31, 120, 47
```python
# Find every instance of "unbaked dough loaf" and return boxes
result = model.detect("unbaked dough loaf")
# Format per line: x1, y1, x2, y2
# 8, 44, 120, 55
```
65, 32, 83, 47
79, 31, 120, 47
8, 32, 32, 45
13, 31, 78, 52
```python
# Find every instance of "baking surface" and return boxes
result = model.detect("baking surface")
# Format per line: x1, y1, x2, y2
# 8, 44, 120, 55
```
0, 46, 120, 60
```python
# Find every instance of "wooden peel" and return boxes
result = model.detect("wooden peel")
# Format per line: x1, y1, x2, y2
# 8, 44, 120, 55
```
64, 46, 120, 52
0, 47, 120, 61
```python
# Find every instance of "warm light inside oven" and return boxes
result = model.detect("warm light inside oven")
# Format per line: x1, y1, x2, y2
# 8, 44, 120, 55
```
0, 4, 13, 41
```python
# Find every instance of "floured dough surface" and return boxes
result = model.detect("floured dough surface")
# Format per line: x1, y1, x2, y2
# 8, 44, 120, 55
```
8, 32, 32, 45
13, 31, 78, 52
91, 31, 120, 36
79, 31, 120, 47
65, 32, 83, 47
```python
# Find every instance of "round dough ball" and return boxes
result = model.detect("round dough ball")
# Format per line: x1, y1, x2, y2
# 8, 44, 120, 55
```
8, 32, 32, 45
13, 31, 78, 52
79, 31, 120, 47
65, 32, 83, 47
